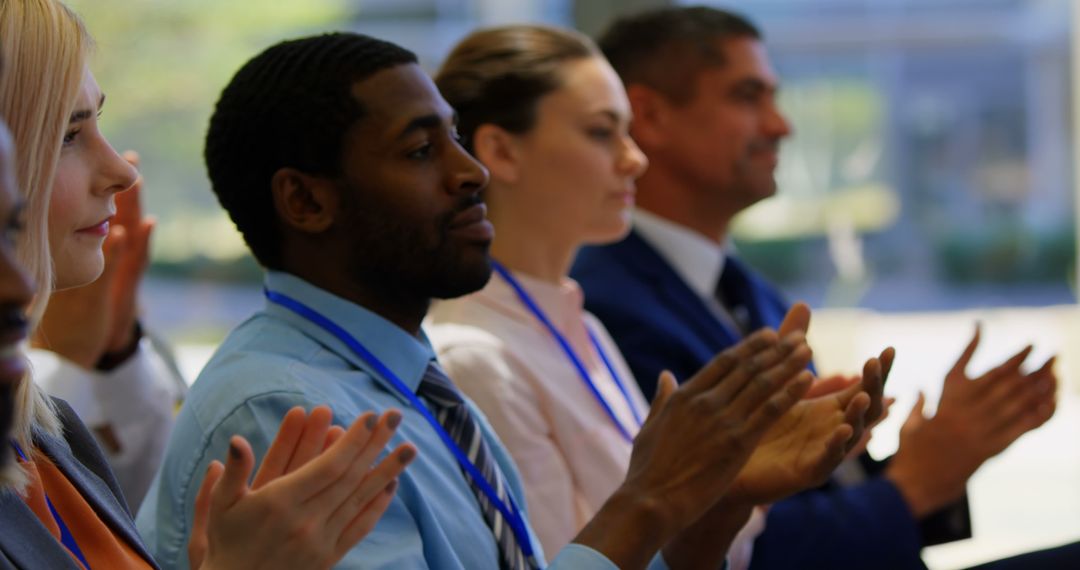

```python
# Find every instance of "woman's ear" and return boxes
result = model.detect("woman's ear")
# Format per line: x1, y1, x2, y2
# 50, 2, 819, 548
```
471, 123, 521, 185
270, 168, 339, 234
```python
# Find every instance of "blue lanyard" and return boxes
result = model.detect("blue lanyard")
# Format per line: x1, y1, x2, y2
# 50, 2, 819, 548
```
491, 261, 644, 443
264, 288, 536, 560
11, 442, 92, 570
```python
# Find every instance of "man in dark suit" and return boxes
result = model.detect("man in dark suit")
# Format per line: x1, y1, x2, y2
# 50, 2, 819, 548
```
573, 6, 1065, 569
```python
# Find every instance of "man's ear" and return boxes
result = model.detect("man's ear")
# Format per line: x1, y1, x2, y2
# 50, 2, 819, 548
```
270, 168, 339, 234
626, 84, 671, 151
471, 123, 521, 185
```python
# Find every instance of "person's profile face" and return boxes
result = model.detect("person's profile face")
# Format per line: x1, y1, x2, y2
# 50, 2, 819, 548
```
0, 120, 36, 461
333, 63, 493, 301
659, 37, 792, 211
496, 56, 648, 248
48, 68, 138, 291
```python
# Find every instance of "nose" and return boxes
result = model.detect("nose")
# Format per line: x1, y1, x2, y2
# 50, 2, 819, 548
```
93, 137, 139, 197
618, 135, 649, 180
448, 141, 490, 197
764, 100, 793, 139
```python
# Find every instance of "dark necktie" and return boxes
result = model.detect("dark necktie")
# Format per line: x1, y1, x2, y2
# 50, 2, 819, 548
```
417, 362, 537, 570
716, 256, 757, 335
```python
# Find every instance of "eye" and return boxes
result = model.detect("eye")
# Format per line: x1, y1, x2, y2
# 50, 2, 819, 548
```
3, 214, 24, 247
407, 142, 434, 160
62, 128, 81, 147
587, 127, 616, 141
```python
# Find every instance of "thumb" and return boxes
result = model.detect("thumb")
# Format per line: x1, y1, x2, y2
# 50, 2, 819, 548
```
901, 392, 926, 433
646, 371, 678, 423
188, 461, 223, 570
778, 302, 812, 337
210, 436, 255, 511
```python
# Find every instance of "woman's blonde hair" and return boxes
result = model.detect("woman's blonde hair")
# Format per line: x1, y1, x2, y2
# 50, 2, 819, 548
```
0, 0, 93, 490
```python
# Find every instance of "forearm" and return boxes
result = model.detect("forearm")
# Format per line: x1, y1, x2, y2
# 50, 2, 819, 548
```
572, 486, 673, 570
662, 497, 751, 570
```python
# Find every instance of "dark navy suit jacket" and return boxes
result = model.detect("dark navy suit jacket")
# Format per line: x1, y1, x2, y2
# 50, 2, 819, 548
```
0, 398, 158, 570
573, 230, 971, 570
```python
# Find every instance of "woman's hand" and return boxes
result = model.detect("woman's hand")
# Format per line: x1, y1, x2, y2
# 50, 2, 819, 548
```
188, 406, 417, 570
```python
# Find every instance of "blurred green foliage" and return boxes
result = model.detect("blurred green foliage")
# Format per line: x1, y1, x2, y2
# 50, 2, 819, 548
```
67, 0, 350, 269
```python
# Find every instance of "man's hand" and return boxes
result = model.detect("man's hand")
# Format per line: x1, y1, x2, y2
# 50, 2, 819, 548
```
886, 325, 1057, 518
728, 348, 894, 505
575, 326, 815, 569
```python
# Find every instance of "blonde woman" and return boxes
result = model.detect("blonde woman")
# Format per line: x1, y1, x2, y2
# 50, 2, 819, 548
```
0, 1, 414, 567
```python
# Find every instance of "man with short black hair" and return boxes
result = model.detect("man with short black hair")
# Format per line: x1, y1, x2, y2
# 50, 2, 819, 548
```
137, 31, 879, 569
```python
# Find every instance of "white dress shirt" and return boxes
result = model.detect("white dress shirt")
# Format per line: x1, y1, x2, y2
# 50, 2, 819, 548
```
30, 340, 182, 510
427, 271, 647, 556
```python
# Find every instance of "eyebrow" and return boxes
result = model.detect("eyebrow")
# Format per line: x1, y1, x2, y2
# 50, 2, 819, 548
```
731, 77, 778, 94
69, 93, 106, 124
397, 111, 456, 140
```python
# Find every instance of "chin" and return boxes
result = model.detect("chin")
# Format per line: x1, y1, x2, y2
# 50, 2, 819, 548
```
53, 253, 105, 291
429, 248, 492, 300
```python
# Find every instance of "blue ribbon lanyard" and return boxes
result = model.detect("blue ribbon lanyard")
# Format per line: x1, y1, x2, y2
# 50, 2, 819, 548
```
10, 442, 92, 570
490, 261, 644, 444
264, 289, 535, 559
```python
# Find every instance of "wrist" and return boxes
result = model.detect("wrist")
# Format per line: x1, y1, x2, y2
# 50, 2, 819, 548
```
96, 321, 143, 372
663, 496, 751, 570
885, 463, 946, 519
573, 485, 673, 568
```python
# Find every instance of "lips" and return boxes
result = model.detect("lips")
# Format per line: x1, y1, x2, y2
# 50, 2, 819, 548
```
76, 217, 112, 237
447, 203, 495, 242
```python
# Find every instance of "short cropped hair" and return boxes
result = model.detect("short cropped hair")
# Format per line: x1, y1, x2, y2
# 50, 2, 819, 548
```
598, 5, 760, 103
205, 32, 417, 269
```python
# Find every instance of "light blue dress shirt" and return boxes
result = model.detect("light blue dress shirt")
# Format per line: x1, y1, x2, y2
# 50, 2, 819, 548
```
136, 271, 670, 569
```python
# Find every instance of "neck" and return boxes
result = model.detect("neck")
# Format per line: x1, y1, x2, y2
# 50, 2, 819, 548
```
634, 163, 733, 245
489, 228, 577, 285
281, 249, 429, 336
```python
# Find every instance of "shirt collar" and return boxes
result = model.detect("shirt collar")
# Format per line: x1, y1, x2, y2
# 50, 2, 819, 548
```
263, 271, 435, 399
483, 268, 586, 335
632, 209, 727, 299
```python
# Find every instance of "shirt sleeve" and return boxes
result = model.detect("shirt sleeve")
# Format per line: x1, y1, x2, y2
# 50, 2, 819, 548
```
549, 544, 675, 570
437, 339, 581, 555
30, 339, 180, 511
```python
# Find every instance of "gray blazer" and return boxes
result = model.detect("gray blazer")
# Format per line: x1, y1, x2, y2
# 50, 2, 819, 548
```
0, 398, 159, 569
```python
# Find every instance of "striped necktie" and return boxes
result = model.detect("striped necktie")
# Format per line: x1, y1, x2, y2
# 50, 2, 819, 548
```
417, 362, 537, 570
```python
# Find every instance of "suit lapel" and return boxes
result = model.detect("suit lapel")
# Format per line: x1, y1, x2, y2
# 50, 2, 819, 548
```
37, 432, 158, 568
0, 488, 83, 569
617, 231, 743, 349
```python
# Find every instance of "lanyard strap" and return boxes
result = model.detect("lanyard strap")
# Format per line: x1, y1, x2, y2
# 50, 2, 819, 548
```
11, 442, 92, 570
491, 261, 644, 444
264, 288, 536, 559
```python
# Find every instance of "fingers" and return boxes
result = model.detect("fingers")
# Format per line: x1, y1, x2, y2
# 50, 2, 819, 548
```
283, 406, 336, 474
804, 375, 858, 399
778, 302, 811, 337
841, 392, 871, 454
977, 345, 1034, 386
188, 461, 223, 570
324, 426, 347, 451
286, 409, 390, 502
211, 436, 256, 511
879, 347, 896, 386
306, 410, 404, 512
859, 356, 885, 424
900, 392, 926, 435
251, 406, 308, 490
743, 369, 814, 436
335, 478, 400, 557
325, 442, 417, 535
645, 371, 678, 424
721, 333, 812, 418
947, 324, 981, 379
685, 329, 778, 397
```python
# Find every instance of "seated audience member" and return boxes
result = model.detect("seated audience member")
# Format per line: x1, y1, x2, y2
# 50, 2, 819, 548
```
427, 24, 889, 568
0, 2, 413, 568
30, 156, 182, 509
572, 6, 1072, 569
139, 30, 866, 569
